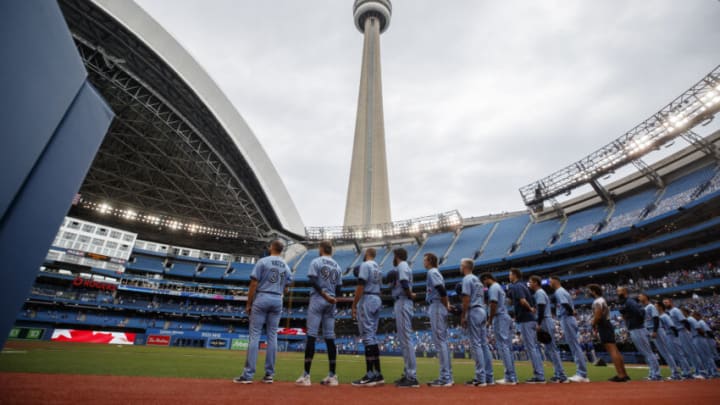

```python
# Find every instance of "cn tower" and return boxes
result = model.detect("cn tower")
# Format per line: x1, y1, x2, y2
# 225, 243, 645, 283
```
343, 0, 393, 227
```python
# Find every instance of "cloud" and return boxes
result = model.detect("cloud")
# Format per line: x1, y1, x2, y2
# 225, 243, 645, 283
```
135, 0, 720, 228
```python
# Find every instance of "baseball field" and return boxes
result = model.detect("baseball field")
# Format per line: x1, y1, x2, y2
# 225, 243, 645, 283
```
1, 341, 719, 404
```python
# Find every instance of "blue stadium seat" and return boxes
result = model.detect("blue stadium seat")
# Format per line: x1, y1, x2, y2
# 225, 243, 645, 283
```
413, 232, 455, 270
554, 204, 608, 246
478, 215, 530, 260
165, 261, 198, 278
292, 250, 319, 281
223, 262, 254, 281
443, 224, 493, 267
333, 247, 360, 272
647, 164, 716, 219
513, 218, 562, 256
126, 255, 165, 274
599, 187, 657, 234
195, 265, 226, 280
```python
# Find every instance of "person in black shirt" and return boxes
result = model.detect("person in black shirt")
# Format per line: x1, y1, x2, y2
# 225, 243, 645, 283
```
507, 268, 545, 384
617, 287, 661, 381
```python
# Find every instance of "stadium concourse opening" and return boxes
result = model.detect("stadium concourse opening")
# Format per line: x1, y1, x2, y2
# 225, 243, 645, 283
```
2, 0, 720, 402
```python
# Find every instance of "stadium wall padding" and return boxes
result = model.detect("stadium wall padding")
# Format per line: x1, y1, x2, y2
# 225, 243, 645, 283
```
0, 0, 114, 348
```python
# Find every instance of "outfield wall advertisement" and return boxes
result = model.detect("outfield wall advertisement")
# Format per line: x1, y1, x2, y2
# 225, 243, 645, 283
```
8, 327, 45, 340
51, 329, 136, 345
146, 334, 170, 346
144, 329, 250, 349
230, 338, 249, 350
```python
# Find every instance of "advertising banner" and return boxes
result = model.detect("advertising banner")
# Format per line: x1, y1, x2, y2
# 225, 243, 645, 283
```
230, 337, 249, 350
146, 334, 170, 346
26, 328, 44, 340
51, 329, 135, 345
8, 327, 44, 340
277, 328, 305, 336
206, 338, 228, 349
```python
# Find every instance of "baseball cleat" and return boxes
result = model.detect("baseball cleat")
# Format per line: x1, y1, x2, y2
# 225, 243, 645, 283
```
608, 375, 631, 383
372, 374, 385, 386
568, 375, 590, 383
295, 374, 311, 386
393, 375, 406, 385
396, 377, 420, 388
352, 375, 376, 387
643, 377, 663, 382
232, 376, 253, 384
427, 379, 453, 387
692, 375, 706, 380
550, 376, 569, 383
321, 374, 339, 386
465, 379, 482, 386
495, 379, 518, 386
525, 378, 546, 384
262, 374, 274, 384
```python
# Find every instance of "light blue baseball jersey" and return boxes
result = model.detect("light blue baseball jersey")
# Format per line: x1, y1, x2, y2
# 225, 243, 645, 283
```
534, 288, 552, 319
308, 256, 342, 297
250, 256, 292, 295
659, 313, 674, 332
461, 273, 484, 308
553, 287, 574, 318
426, 268, 445, 303
687, 316, 700, 337
487, 282, 507, 316
643, 303, 659, 330
699, 319, 711, 333
391, 261, 413, 299
668, 307, 686, 329
358, 260, 381, 295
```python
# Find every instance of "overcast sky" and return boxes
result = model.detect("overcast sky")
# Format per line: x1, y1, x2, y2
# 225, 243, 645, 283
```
135, 0, 720, 228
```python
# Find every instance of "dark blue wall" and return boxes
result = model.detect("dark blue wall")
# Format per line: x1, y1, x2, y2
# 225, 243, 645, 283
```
0, 0, 114, 348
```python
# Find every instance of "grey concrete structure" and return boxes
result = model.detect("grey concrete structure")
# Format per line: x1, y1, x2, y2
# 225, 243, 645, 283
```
344, 0, 393, 227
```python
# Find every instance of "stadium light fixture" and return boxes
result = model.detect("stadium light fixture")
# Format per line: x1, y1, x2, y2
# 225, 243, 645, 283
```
305, 210, 462, 241
98, 203, 111, 214
520, 64, 720, 207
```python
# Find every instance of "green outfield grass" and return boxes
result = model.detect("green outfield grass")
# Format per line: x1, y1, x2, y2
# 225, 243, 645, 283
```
0, 341, 657, 383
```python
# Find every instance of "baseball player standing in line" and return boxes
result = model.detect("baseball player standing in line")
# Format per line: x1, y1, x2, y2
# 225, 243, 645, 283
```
637, 293, 665, 381
234, 240, 293, 384
529, 276, 567, 383
295, 240, 343, 387
459, 259, 488, 387
617, 287, 661, 381
658, 300, 695, 379
653, 301, 683, 380
387, 248, 419, 388
424, 253, 453, 387
549, 276, 589, 383
507, 269, 545, 384
702, 313, 720, 363
663, 298, 706, 378
351, 248, 385, 387
696, 312, 720, 362
587, 284, 629, 382
481, 272, 517, 385
686, 309, 719, 378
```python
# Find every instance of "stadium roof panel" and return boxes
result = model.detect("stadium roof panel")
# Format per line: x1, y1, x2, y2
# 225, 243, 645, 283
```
58, 0, 305, 242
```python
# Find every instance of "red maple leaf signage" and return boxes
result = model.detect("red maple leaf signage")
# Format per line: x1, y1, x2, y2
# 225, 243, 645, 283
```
51, 329, 136, 344
277, 328, 306, 335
